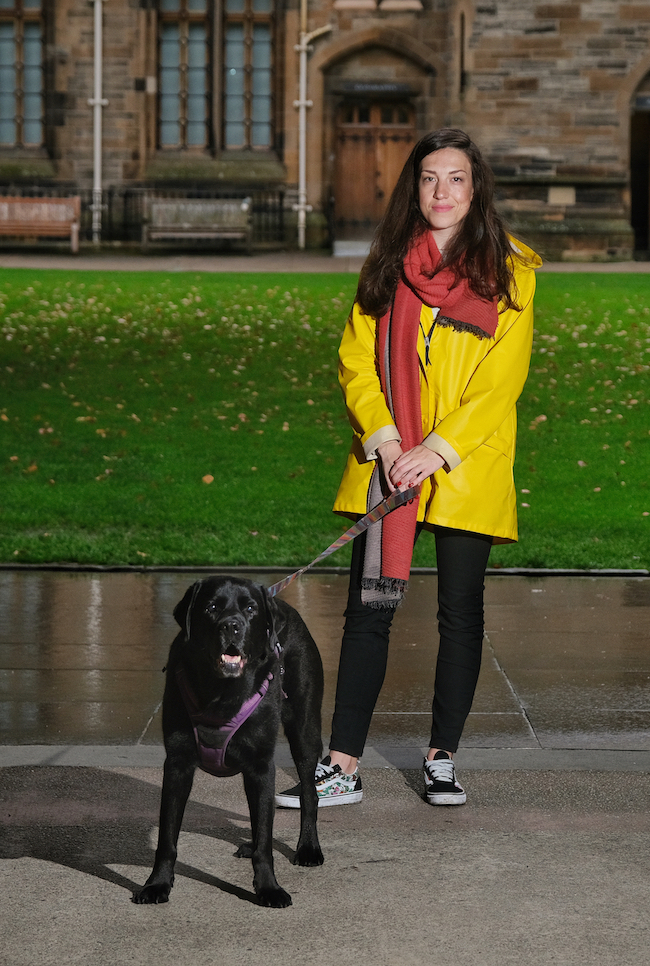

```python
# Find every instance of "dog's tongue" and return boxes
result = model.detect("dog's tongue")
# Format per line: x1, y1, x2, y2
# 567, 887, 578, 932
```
222, 654, 242, 666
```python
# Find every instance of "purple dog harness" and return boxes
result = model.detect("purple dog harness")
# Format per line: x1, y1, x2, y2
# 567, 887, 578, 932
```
175, 647, 280, 778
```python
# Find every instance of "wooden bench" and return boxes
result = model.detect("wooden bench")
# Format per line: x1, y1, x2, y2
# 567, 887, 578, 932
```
142, 196, 253, 252
0, 196, 81, 252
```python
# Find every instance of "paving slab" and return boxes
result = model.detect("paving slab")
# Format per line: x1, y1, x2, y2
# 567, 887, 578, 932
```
1, 249, 650, 274
1, 568, 650, 965
2, 570, 649, 751
2, 762, 650, 966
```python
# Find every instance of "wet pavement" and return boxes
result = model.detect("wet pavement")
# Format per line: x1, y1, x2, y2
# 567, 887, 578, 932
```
1, 568, 649, 763
2, 249, 650, 275
2, 571, 650, 966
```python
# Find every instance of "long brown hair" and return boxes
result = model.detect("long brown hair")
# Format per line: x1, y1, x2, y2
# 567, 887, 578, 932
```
356, 128, 520, 319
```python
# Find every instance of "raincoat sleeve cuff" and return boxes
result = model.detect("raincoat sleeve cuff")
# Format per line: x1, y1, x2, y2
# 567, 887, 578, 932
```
422, 432, 461, 472
363, 425, 402, 461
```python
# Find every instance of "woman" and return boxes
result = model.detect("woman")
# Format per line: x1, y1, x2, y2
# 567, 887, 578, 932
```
277, 128, 541, 809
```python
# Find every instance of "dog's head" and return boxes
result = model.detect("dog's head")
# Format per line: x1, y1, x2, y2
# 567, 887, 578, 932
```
173, 576, 284, 679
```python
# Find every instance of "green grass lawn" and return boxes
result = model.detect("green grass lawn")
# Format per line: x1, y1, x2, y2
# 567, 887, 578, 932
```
1, 268, 649, 570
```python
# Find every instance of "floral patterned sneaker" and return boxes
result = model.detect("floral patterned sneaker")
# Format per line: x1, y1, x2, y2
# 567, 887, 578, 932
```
423, 751, 467, 805
275, 756, 363, 808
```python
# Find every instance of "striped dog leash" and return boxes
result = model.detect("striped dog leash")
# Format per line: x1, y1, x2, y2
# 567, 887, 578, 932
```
267, 485, 419, 598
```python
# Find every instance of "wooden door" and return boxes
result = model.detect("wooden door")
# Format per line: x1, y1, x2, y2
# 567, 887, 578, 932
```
333, 101, 415, 238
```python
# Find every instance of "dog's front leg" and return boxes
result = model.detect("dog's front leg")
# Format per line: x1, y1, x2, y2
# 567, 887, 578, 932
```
241, 763, 291, 908
132, 755, 195, 904
294, 756, 324, 868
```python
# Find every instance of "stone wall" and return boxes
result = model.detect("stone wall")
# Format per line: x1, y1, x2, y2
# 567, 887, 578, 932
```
1, 0, 649, 254
48, 0, 146, 186
457, 1, 650, 258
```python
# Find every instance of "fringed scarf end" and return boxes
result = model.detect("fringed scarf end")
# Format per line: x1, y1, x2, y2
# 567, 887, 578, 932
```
361, 576, 409, 610
436, 315, 495, 340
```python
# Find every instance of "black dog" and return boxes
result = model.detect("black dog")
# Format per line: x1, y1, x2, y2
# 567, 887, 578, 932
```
132, 576, 324, 908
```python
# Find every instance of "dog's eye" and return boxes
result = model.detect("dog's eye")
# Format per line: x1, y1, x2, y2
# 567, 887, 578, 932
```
205, 602, 218, 614
245, 604, 255, 614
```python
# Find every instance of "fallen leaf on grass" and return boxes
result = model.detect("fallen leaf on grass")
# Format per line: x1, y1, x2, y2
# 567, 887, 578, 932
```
528, 414, 547, 430
202, 474, 214, 484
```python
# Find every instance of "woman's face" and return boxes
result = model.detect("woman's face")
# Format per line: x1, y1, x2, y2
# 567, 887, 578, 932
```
418, 147, 474, 249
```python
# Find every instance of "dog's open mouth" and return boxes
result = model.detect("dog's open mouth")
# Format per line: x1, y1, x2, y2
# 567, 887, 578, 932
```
219, 650, 247, 676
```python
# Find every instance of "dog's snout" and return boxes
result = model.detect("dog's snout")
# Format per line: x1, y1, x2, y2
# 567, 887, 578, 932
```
218, 614, 245, 641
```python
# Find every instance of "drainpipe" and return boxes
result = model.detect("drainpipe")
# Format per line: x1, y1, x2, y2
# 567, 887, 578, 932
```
88, 0, 108, 245
294, 1, 331, 250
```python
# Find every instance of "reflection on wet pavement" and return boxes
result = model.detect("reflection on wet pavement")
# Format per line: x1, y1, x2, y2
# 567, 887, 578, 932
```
0, 570, 649, 751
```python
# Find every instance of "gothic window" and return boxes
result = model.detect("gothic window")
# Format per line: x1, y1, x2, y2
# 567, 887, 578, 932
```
157, 0, 274, 153
158, 0, 211, 150
223, 0, 273, 150
0, 0, 44, 148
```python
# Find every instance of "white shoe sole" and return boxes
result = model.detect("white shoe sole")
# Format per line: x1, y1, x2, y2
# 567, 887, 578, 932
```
317, 790, 363, 807
275, 789, 363, 808
426, 791, 466, 806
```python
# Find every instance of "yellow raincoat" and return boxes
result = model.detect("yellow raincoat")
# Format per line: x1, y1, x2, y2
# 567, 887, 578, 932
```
333, 239, 542, 543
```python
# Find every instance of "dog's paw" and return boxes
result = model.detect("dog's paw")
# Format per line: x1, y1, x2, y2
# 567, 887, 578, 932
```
293, 844, 325, 868
131, 883, 171, 905
235, 841, 253, 859
256, 886, 292, 909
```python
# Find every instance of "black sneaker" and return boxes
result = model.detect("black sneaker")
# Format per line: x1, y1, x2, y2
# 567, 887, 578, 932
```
423, 751, 466, 805
275, 756, 363, 808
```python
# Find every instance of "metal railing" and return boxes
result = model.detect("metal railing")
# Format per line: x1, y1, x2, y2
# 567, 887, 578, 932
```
0, 183, 286, 248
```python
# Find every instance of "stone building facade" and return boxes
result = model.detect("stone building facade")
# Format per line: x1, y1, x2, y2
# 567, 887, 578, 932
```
1, 0, 650, 257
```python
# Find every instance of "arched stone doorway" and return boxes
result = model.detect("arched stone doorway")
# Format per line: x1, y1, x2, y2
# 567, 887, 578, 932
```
631, 73, 650, 255
320, 36, 437, 254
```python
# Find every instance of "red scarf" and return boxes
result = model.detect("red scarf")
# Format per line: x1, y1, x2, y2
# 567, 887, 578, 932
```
361, 231, 499, 608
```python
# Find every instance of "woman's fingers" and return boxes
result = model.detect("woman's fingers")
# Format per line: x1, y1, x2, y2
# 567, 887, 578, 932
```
390, 446, 444, 486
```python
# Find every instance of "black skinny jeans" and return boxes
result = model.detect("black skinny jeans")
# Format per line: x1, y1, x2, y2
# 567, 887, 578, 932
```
330, 525, 493, 757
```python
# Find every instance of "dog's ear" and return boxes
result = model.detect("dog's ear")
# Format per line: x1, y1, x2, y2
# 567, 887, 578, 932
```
173, 580, 204, 637
263, 587, 286, 652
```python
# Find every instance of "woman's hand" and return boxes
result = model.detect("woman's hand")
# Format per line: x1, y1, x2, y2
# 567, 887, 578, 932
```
389, 445, 445, 490
376, 440, 404, 494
